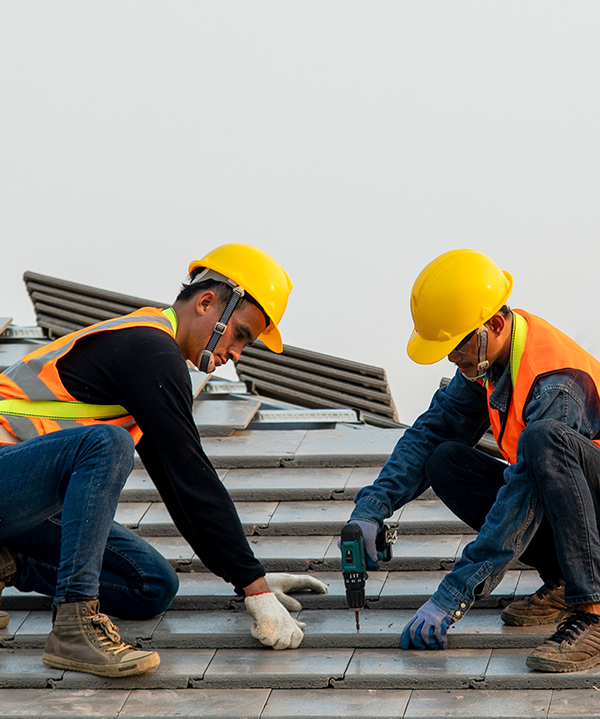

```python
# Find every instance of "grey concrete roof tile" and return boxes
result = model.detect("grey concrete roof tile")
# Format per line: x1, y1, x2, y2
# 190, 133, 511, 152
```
111, 614, 164, 646
121, 469, 159, 501
119, 688, 270, 718
0, 648, 63, 688
0, 688, 129, 716
12, 611, 49, 648
222, 467, 352, 501
192, 398, 261, 436
144, 537, 195, 565
514, 570, 546, 597
286, 428, 404, 468
262, 688, 411, 718
0, 611, 31, 639
548, 689, 600, 717
114, 501, 152, 528
342, 648, 492, 689
57, 649, 216, 691
267, 501, 355, 535
447, 609, 556, 649
297, 608, 408, 648
405, 688, 552, 718
201, 647, 353, 688
138, 501, 279, 536
245, 536, 334, 571
201, 430, 307, 468
376, 569, 521, 609
152, 609, 259, 648
171, 573, 239, 610
397, 500, 474, 535
485, 649, 600, 690
344, 467, 384, 495
378, 570, 450, 608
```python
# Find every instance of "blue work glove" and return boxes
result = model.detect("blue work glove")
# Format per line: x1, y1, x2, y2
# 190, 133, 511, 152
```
339, 519, 381, 570
400, 600, 452, 650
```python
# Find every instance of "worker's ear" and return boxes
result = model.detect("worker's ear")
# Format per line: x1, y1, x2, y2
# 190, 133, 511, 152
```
194, 290, 217, 316
485, 313, 506, 337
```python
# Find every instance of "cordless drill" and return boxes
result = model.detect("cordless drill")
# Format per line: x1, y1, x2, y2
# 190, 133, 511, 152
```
341, 522, 396, 631
340, 522, 366, 631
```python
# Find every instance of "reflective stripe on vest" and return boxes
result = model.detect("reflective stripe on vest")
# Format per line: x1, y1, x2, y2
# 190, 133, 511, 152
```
0, 307, 178, 444
486, 309, 600, 464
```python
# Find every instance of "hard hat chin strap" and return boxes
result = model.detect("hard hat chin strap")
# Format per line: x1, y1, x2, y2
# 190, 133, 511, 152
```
463, 327, 490, 382
191, 268, 245, 374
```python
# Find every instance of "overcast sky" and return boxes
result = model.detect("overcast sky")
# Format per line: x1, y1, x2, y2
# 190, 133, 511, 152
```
2, 1, 600, 424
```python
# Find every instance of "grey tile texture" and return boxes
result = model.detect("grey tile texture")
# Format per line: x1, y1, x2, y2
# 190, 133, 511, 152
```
341, 648, 492, 689
262, 688, 411, 718
202, 648, 353, 688
404, 689, 551, 718
0, 688, 130, 717
286, 427, 405, 468
222, 467, 353, 501
202, 430, 307, 468
119, 688, 271, 718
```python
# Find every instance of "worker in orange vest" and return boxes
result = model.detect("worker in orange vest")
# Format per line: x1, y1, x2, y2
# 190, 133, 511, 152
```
347, 249, 600, 673
0, 243, 326, 677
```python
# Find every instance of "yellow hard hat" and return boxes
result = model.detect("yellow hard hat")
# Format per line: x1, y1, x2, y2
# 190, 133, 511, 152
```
407, 249, 513, 365
189, 243, 292, 353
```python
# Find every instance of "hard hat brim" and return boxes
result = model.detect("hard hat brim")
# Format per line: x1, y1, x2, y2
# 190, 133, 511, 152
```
407, 328, 463, 365
259, 323, 283, 353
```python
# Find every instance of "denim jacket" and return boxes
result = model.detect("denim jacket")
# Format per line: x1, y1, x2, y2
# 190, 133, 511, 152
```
351, 362, 600, 621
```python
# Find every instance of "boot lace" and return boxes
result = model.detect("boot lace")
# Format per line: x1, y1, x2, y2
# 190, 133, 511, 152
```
550, 611, 600, 645
90, 612, 133, 656
535, 579, 563, 599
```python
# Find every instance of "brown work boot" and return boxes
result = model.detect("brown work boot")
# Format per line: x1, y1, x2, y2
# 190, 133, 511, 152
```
527, 611, 600, 672
42, 600, 160, 677
501, 579, 569, 626
0, 546, 17, 630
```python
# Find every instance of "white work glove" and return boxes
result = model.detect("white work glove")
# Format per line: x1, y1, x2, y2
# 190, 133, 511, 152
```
265, 573, 329, 611
244, 592, 306, 650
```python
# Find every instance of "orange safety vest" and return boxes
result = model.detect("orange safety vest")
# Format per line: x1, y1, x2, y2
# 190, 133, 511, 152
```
487, 309, 600, 464
0, 307, 178, 445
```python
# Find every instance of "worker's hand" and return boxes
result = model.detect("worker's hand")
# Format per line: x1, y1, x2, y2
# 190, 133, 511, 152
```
244, 592, 306, 650
400, 600, 452, 650
339, 519, 381, 570
265, 573, 328, 611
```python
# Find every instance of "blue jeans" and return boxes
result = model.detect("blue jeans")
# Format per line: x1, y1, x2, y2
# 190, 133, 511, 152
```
425, 441, 563, 584
519, 419, 600, 605
0, 425, 178, 618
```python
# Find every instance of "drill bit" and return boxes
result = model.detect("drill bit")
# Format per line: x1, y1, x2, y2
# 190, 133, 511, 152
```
355, 610, 360, 631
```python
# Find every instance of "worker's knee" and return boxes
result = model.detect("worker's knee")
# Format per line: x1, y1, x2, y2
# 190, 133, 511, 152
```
78, 424, 135, 476
519, 420, 564, 476
140, 563, 179, 618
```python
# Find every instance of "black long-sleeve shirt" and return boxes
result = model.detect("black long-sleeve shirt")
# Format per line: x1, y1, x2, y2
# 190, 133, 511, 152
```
56, 325, 266, 592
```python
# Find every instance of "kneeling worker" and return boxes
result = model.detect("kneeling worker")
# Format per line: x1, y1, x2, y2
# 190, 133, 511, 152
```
344, 249, 600, 673
0, 243, 326, 677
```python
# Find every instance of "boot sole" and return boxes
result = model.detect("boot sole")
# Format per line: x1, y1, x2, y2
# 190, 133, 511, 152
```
42, 650, 160, 677
500, 608, 571, 627
526, 652, 600, 673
